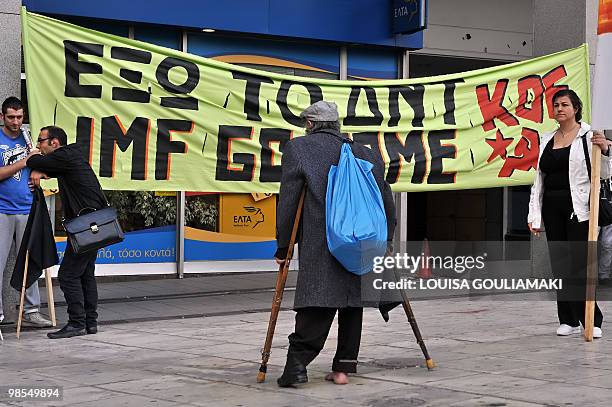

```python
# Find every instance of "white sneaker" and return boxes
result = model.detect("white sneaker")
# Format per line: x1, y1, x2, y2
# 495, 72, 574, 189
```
593, 327, 603, 339
556, 324, 581, 336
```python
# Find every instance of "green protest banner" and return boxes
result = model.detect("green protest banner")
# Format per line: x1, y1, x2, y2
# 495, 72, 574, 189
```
22, 8, 590, 192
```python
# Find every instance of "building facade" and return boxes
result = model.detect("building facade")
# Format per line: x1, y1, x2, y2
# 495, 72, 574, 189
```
0, 0, 603, 284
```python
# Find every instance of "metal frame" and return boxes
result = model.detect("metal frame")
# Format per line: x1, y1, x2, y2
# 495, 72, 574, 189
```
339, 46, 347, 80
175, 30, 189, 278
502, 187, 509, 258
394, 50, 409, 244
176, 192, 186, 278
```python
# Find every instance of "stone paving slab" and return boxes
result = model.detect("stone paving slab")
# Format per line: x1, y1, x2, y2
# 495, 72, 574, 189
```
0, 273, 612, 407
1, 292, 611, 406
41, 272, 299, 303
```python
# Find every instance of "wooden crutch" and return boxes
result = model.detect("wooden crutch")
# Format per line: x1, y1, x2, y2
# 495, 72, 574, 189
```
257, 188, 306, 383
397, 283, 435, 369
45, 269, 57, 326
16, 250, 30, 339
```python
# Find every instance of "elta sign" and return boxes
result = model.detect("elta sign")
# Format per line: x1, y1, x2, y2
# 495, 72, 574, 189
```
392, 0, 427, 34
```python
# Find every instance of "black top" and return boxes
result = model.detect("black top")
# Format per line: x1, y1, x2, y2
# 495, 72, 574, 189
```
27, 144, 107, 220
539, 139, 571, 191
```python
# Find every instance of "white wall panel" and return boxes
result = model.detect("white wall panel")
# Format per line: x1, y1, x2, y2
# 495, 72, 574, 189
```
421, 25, 532, 60
420, 0, 533, 60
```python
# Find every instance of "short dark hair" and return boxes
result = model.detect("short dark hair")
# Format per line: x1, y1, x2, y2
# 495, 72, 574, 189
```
40, 125, 68, 146
552, 89, 582, 122
2, 97, 23, 115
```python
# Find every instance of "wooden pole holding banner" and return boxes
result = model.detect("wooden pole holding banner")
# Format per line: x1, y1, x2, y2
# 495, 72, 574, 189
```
16, 250, 30, 339
585, 144, 601, 342
256, 188, 306, 383
45, 269, 57, 326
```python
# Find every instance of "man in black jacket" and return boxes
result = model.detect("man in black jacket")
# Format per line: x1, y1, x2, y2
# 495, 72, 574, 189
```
27, 126, 106, 339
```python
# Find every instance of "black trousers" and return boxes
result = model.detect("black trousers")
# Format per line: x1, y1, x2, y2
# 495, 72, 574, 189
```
58, 243, 99, 329
287, 307, 363, 373
542, 189, 603, 328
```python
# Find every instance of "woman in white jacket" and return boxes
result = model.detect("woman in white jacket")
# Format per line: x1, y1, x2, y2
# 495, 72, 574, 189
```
528, 89, 611, 338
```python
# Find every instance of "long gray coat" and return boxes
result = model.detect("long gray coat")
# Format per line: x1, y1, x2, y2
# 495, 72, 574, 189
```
276, 129, 396, 309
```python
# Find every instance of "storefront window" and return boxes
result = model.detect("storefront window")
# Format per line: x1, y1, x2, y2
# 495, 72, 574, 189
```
348, 46, 398, 80
105, 191, 177, 232
185, 193, 218, 232
51, 191, 178, 265
134, 25, 181, 49
187, 32, 340, 79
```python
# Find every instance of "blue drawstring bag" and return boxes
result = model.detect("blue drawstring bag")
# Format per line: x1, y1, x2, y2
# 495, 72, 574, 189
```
326, 142, 388, 275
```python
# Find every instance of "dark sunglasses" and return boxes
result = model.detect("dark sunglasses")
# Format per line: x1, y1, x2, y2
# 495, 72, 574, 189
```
37, 137, 51, 143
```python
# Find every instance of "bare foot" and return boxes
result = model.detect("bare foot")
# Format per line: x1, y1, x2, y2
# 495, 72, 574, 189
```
324, 371, 349, 385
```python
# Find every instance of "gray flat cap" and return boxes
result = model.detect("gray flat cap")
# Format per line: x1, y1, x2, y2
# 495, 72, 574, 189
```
299, 100, 339, 122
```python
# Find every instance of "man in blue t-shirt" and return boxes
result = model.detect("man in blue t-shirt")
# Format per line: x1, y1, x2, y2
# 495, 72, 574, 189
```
0, 97, 52, 327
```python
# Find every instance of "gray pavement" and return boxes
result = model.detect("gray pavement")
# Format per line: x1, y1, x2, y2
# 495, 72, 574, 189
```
0, 272, 611, 406
3, 272, 299, 326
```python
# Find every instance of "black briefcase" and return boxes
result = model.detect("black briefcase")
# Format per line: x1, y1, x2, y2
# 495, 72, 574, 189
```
62, 207, 124, 254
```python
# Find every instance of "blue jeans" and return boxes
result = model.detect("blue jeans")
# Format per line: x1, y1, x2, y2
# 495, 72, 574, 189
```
0, 213, 41, 318
599, 225, 612, 279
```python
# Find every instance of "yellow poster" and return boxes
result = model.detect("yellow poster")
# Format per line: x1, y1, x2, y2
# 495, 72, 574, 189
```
219, 194, 276, 237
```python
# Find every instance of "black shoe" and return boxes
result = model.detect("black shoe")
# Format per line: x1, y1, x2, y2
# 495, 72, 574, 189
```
277, 358, 308, 388
47, 324, 86, 339
599, 278, 611, 286
86, 326, 98, 335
